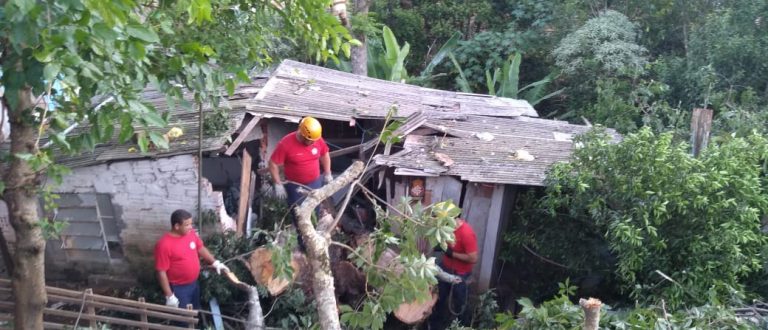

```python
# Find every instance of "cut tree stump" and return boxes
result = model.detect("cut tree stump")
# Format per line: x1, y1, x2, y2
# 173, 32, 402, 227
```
248, 247, 306, 296
579, 297, 602, 330
375, 248, 438, 325
394, 291, 438, 324
247, 239, 440, 325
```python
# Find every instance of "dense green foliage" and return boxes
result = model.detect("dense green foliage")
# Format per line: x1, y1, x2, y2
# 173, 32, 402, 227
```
4, 0, 768, 327
370, 0, 768, 132
495, 281, 757, 329
340, 198, 459, 329
507, 128, 768, 309
0, 0, 354, 327
0, 0, 355, 158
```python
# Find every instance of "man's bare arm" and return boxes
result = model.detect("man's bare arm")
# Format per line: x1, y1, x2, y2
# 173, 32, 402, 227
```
157, 271, 173, 297
198, 246, 216, 265
320, 152, 331, 175
268, 160, 282, 185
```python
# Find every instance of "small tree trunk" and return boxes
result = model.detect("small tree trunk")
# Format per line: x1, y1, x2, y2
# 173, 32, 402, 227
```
4, 85, 47, 330
350, 0, 369, 76
579, 297, 602, 330
223, 271, 264, 329
245, 285, 264, 329
294, 161, 365, 330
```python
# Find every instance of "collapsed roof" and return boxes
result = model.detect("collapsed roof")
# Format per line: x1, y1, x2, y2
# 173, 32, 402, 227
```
2, 59, 615, 186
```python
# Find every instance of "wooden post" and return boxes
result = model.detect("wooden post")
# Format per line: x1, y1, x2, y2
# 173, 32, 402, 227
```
137, 297, 149, 330
85, 289, 96, 329
186, 304, 195, 329
237, 149, 253, 237
478, 184, 505, 290
690, 108, 713, 157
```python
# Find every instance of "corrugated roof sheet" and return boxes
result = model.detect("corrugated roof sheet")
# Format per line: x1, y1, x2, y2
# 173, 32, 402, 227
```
233, 60, 537, 121
374, 116, 619, 186
0, 79, 267, 170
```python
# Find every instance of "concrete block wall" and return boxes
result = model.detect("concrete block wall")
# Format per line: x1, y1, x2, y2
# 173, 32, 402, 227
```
50, 154, 225, 272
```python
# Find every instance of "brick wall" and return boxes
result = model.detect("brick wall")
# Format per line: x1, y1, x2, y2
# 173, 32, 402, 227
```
0, 154, 226, 277
57, 155, 223, 255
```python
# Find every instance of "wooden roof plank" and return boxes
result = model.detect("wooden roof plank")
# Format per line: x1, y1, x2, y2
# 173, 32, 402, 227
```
224, 114, 261, 156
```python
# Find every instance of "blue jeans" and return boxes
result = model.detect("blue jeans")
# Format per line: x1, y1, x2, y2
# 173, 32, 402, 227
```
170, 281, 200, 327
428, 271, 471, 330
286, 176, 324, 251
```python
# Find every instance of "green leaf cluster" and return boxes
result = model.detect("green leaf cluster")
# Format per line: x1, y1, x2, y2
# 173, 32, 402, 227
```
553, 10, 648, 78
495, 281, 754, 330
370, 0, 499, 73
367, 26, 410, 82
1, 0, 356, 156
537, 127, 768, 308
340, 197, 459, 329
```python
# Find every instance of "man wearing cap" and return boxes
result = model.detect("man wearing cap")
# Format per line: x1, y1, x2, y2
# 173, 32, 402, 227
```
268, 117, 332, 248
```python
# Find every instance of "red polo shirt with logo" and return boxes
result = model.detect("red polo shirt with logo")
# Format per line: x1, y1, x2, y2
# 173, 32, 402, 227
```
442, 220, 478, 275
155, 230, 204, 285
270, 131, 329, 184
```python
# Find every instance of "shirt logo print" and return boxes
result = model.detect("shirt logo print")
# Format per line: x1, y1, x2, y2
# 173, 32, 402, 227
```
311, 148, 318, 155
189, 242, 196, 250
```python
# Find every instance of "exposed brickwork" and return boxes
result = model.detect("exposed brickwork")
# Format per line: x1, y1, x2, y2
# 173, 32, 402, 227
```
0, 154, 226, 277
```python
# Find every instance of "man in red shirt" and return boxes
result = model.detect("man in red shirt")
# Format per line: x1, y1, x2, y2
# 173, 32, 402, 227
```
428, 201, 478, 330
155, 209, 230, 312
268, 117, 332, 249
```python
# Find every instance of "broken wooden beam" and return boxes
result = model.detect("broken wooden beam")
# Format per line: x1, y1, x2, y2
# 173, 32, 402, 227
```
224, 114, 261, 156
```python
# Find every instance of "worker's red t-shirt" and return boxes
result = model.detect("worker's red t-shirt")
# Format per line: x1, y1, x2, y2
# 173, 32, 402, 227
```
442, 220, 478, 275
154, 231, 204, 285
270, 132, 329, 185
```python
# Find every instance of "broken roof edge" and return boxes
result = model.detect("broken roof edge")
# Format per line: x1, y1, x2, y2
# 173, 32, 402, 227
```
45, 106, 250, 169
253, 59, 539, 119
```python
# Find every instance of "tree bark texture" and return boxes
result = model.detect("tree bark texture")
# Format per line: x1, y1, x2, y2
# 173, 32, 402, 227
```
294, 161, 365, 330
223, 271, 265, 329
4, 85, 47, 330
350, 0, 369, 76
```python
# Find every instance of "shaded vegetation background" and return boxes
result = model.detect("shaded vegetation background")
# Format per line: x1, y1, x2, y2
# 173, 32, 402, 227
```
325, 0, 768, 328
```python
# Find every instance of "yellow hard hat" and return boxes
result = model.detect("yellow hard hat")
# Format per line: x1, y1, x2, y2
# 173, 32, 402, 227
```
299, 117, 322, 141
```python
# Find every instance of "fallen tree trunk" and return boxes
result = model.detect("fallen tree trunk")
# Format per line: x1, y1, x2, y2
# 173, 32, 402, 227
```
295, 161, 365, 330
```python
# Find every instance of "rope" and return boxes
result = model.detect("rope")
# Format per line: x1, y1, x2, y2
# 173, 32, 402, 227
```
446, 278, 468, 317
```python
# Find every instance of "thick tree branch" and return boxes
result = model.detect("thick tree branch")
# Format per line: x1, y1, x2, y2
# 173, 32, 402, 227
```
294, 160, 364, 330
296, 161, 365, 238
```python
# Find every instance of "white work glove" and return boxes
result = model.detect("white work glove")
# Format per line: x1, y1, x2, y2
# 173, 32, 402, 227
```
323, 173, 333, 184
273, 183, 287, 200
165, 294, 179, 307
212, 260, 230, 275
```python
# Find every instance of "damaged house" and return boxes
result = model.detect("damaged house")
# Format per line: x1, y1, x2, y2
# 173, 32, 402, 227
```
0, 59, 608, 294
0, 82, 268, 281
229, 60, 607, 292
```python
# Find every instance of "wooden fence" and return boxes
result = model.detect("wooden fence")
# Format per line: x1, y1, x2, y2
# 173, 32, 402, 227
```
0, 278, 198, 329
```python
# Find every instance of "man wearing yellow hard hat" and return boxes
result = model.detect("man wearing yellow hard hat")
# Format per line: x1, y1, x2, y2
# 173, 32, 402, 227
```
268, 117, 332, 249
